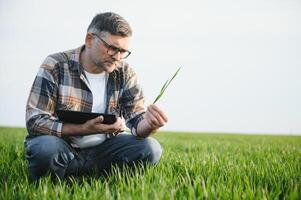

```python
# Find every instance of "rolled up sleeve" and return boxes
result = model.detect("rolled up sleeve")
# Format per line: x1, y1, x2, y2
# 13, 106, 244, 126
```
26, 58, 63, 137
121, 67, 146, 135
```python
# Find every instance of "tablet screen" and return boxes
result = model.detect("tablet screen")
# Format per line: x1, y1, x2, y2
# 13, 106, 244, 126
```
56, 110, 116, 124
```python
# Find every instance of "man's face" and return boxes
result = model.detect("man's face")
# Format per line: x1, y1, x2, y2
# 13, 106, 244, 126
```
86, 31, 130, 73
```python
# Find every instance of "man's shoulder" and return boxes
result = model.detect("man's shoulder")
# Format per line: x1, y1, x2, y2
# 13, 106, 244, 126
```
116, 62, 136, 76
41, 46, 82, 71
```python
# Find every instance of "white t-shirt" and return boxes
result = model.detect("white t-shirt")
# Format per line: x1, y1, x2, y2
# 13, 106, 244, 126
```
70, 70, 109, 148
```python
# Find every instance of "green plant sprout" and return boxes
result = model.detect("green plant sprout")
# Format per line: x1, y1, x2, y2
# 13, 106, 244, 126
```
153, 67, 181, 104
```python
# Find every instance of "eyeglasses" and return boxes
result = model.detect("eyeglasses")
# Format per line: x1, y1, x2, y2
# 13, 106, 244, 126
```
92, 33, 131, 59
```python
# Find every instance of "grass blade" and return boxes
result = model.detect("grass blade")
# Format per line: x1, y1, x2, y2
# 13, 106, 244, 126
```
153, 67, 181, 104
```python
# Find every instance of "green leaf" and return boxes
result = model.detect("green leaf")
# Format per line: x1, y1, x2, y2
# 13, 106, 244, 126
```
153, 67, 181, 104
160, 79, 170, 93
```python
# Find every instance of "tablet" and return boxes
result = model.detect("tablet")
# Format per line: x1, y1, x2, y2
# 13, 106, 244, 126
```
56, 110, 117, 124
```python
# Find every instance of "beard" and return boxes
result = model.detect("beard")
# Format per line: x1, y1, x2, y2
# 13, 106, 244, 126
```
93, 60, 105, 69
93, 59, 118, 73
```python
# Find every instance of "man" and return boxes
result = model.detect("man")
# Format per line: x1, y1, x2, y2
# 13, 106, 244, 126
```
25, 12, 168, 181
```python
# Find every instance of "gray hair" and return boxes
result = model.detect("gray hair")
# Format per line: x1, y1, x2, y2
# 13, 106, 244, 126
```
87, 12, 132, 37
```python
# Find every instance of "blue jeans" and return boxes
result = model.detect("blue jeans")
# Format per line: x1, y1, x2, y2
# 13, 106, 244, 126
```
24, 133, 163, 181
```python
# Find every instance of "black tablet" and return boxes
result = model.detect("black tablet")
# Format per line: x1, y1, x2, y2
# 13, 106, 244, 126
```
56, 110, 117, 124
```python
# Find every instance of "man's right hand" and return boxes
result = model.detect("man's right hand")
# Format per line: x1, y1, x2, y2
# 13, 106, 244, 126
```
82, 116, 122, 134
62, 116, 122, 136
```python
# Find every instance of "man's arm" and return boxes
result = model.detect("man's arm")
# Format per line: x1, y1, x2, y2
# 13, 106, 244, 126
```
61, 116, 122, 136
119, 65, 168, 137
26, 60, 63, 136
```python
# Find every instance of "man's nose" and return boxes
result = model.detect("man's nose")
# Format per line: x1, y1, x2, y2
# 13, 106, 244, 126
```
112, 51, 122, 61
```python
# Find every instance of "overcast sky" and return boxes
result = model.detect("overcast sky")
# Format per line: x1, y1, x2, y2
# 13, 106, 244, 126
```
0, 0, 300, 134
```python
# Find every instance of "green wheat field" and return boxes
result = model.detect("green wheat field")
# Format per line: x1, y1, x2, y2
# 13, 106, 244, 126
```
0, 127, 300, 200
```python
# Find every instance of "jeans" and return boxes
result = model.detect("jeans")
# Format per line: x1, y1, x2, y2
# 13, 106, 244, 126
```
24, 133, 163, 181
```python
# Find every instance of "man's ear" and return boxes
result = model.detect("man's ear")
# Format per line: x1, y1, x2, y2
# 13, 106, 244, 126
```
85, 33, 93, 48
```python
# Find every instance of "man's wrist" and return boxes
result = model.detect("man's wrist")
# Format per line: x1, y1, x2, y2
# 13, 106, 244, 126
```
80, 123, 87, 134
136, 119, 153, 138
62, 123, 86, 136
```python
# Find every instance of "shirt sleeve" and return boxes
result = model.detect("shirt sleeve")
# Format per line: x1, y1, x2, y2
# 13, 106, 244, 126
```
25, 56, 63, 137
121, 66, 146, 136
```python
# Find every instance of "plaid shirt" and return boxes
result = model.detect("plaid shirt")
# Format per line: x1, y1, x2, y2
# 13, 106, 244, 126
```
26, 45, 145, 137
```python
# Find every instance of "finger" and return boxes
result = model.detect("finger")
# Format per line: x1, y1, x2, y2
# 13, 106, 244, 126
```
146, 110, 161, 127
91, 115, 104, 123
147, 106, 167, 126
91, 117, 121, 134
114, 117, 122, 126
145, 109, 161, 128
149, 105, 168, 122
94, 123, 115, 133
99, 117, 122, 134
83, 116, 106, 134
112, 117, 122, 130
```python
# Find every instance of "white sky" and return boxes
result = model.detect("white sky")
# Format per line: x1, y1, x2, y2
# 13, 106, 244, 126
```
0, 0, 300, 134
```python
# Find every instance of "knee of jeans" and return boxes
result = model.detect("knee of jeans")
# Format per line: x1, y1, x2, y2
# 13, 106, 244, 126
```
144, 137, 163, 165
27, 136, 74, 168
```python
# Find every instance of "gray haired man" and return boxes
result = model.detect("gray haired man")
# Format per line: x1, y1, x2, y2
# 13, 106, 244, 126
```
25, 12, 168, 181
